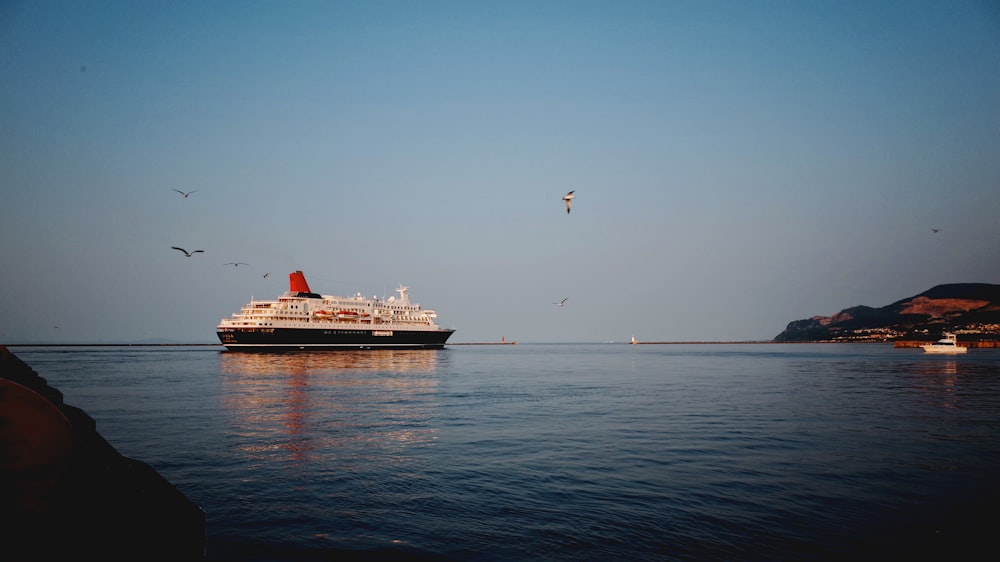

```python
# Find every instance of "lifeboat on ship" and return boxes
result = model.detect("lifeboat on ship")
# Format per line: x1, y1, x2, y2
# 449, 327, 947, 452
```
313, 310, 335, 320
335, 310, 359, 320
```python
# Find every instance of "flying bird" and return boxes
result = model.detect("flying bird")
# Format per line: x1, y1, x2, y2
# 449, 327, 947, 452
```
562, 191, 575, 214
931, 228, 941, 233
263, 272, 270, 278
553, 297, 569, 307
171, 246, 204, 257
172, 189, 199, 198
224, 262, 250, 267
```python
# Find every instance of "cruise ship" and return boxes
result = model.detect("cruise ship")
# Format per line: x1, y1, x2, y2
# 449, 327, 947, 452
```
217, 271, 455, 351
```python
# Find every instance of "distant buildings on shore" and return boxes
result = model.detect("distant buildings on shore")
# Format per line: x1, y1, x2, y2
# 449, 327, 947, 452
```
814, 324, 1000, 343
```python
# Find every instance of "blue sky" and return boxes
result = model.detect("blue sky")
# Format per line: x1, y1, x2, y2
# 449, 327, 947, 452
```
2, 1, 999, 343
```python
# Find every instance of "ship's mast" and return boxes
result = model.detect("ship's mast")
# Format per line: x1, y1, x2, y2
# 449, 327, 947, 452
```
395, 285, 410, 306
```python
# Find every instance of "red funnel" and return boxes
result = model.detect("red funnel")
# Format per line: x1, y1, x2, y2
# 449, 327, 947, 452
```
289, 270, 312, 293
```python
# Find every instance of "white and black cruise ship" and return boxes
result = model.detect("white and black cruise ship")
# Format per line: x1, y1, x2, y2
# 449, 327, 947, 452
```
217, 271, 455, 351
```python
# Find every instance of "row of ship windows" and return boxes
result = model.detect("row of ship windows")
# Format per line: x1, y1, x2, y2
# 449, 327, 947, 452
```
246, 311, 417, 316
240, 319, 422, 325
233, 328, 372, 332
275, 304, 415, 312
246, 311, 420, 320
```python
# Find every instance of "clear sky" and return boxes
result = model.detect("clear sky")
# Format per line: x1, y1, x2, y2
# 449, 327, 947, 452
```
2, 1, 999, 344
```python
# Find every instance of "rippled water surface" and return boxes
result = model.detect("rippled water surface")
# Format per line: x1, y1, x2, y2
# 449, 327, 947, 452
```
13, 343, 1000, 561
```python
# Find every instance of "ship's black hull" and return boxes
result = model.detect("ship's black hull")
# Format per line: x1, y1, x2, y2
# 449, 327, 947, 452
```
217, 327, 455, 351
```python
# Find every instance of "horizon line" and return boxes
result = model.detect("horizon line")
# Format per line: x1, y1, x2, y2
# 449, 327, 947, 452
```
3, 340, 875, 347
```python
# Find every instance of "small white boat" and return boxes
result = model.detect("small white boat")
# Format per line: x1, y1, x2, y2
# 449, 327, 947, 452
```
921, 333, 967, 354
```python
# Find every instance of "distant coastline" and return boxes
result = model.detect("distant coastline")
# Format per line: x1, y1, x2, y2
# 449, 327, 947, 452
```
8, 340, 998, 348
4, 343, 224, 347
8, 340, 852, 347
627, 340, 835, 345
774, 282, 1000, 343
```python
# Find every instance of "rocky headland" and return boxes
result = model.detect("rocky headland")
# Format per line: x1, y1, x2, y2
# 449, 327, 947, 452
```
774, 283, 1000, 344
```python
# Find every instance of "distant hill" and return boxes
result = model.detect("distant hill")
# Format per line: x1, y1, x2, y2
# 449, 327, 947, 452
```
774, 283, 1000, 342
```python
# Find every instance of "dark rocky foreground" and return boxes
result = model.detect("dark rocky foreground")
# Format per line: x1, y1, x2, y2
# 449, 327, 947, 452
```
0, 346, 205, 561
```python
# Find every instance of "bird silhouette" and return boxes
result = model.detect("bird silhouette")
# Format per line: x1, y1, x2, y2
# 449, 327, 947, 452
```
562, 191, 575, 214
172, 189, 199, 198
171, 246, 204, 257
224, 262, 249, 267
553, 297, 569, 307
931, 228, 941, 233
263, 272, 270, 278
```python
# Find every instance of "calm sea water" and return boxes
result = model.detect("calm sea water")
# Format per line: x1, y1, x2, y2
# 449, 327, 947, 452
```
11, 343, 1000, 561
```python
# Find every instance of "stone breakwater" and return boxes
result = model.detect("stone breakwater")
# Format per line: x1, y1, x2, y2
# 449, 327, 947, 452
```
0, 345, 205, 561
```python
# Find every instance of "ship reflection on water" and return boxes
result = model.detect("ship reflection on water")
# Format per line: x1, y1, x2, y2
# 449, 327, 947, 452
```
219, 348, 445, 375
217, 350, 446, 466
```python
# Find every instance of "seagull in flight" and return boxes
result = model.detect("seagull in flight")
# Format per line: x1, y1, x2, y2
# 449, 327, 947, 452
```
931, 228, 941, 233
224, 262, 250, 267
172, 189, 199, 198
553, 297, 569, 307
263, 272, 270, 278
171, 246, 204, 257
562, 191, 575, 214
